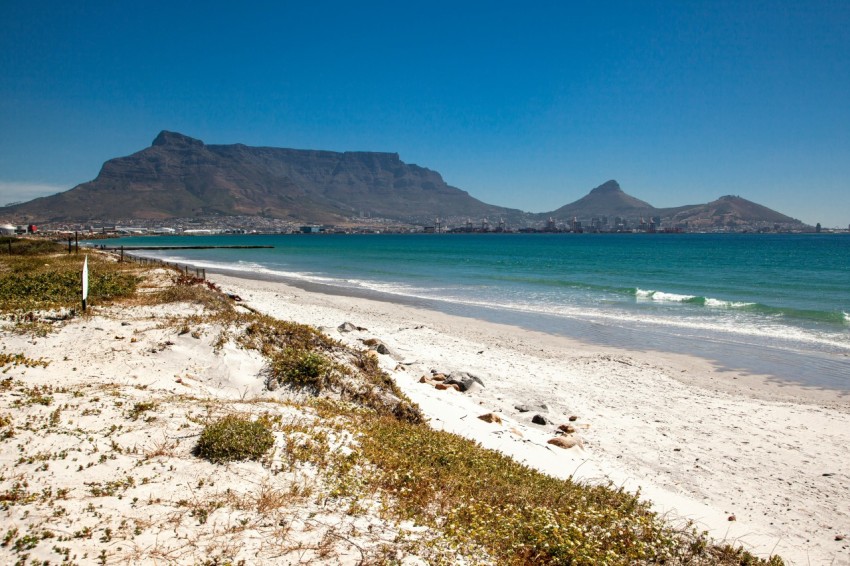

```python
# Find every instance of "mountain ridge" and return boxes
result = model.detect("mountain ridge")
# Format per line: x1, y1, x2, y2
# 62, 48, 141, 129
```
0, 131, 807, 230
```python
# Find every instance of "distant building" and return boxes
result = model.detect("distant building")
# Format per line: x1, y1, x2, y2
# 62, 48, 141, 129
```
299, 226, 322, 234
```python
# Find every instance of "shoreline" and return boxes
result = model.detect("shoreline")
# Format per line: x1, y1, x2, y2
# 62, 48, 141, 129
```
104, 239, 850, 394
209, 270, 850, 565
198, 263, 850, 405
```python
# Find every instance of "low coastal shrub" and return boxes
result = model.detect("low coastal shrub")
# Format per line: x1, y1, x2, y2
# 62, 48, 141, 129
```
0, 246, 139, 312
270, 347, 331, 390
149, 275, 234, 314
241, 314, 337, 355
305, 405, 784, 566
195, 414, 275, 463
241, 314, 425, 424
0, 237, 64, 256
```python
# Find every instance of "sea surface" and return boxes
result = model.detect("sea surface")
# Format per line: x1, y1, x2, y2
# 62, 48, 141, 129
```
100, 233, 850, 391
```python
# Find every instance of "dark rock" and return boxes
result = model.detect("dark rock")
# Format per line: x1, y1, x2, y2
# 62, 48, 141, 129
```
532, 414, 550, 425
337, 322, 357, 333
558, 424, 576, 434
360, 338, 391, 355
568, 415, 578, 422
445, 371, 484, 392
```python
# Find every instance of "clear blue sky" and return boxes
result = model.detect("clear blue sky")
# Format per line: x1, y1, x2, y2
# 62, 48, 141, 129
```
2, 1, 849, 226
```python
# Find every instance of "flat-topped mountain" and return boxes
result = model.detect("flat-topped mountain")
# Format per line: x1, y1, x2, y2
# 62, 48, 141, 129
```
1, 131, 521, 224
0, 132, 807, 230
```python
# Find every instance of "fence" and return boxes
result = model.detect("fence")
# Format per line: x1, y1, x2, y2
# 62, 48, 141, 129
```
108, 246, 206, 280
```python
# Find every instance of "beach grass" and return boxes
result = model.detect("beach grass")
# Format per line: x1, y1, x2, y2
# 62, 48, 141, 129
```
0, 237, 139, 313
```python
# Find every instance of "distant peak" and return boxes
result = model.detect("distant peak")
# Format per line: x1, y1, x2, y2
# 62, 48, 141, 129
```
152, 131, 204, 148
589, 180, 621, 194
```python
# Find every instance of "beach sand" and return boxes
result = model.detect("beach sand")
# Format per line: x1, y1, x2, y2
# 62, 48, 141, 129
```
1, 268, 848, 564
210, 272, 850, 565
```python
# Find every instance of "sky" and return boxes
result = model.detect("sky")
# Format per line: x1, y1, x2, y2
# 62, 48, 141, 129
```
1, 1, 849, 227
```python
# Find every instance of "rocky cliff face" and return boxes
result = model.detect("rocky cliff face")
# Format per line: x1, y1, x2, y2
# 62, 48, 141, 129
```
1, 131, 520, 224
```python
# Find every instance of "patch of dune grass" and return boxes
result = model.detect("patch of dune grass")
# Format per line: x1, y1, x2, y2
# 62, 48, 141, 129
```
195, 414, 275, 463
0, 241, 139, 312
298, 402, 785, 566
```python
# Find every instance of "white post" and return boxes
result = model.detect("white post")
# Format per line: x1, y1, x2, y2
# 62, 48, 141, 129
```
82, 255, 89, 312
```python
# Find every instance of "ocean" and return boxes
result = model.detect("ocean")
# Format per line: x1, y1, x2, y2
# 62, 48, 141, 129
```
101, 233, 850, 391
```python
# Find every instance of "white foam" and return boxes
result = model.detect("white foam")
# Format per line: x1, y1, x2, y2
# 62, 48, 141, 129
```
635, 288, 695, 303
704, 298, 755, 309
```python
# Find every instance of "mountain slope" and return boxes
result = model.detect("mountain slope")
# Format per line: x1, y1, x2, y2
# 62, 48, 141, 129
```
1, 131, 521, 224
659, 195, 803, 228
545, 180, 657, 220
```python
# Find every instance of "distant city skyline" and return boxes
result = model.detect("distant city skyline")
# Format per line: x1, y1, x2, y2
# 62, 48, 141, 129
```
2, 2, 849, 227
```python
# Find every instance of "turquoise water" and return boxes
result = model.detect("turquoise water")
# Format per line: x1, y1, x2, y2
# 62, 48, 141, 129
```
102, 233, 850, 390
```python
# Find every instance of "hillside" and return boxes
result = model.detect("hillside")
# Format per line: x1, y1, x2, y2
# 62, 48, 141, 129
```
545, 180, 657, 220
541, 181, 807, 230
659, 195, 803, 229
0, 131, 521, 225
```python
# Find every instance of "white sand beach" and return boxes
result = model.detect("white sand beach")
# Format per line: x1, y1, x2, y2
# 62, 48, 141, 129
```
208, 273, 850, 565
1, 268, 848, 564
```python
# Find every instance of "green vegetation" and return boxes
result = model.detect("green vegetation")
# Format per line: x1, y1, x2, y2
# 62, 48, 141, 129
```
270, 348, 331, 390
0, 238, 139, 312
0, 237, 64, 256
0, 353, 50, 371
195, 414, 275, 463
262, 399, 779, 566
127, 401, 157, 421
